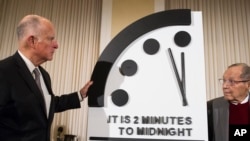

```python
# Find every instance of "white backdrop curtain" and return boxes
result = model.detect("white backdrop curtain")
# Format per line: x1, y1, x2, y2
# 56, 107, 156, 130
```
0, 0, 102, 141
164, 0, 250, 100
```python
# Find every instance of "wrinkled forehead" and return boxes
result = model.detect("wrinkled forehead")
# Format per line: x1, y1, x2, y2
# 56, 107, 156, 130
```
39, 20, 55, 36
223, 66, 243, 79
41, 18, 54, 30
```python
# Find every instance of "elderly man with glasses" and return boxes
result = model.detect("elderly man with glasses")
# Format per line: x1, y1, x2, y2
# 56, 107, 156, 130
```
207, 63, 250, 141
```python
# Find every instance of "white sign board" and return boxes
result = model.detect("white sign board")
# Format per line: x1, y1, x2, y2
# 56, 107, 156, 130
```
87, 9, 208, 141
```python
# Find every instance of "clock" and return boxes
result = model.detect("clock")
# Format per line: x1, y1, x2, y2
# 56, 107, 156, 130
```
87, 9, 208, 141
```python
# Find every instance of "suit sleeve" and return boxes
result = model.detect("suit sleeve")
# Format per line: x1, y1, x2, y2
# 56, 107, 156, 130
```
53, 92, 81, 113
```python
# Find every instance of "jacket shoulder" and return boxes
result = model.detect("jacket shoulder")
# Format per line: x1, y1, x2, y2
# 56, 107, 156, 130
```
207, 96, 228, 109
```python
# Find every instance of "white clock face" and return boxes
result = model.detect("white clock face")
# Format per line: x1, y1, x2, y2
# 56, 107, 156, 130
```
87, 9, 208, 141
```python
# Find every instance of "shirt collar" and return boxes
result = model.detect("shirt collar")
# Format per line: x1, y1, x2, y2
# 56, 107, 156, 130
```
231, 94, 249, 105
241, 94, 249, 104
18, 50, 36, 73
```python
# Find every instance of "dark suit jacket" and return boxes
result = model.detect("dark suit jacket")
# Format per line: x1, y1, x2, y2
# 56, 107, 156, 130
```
0, 52, 81, 141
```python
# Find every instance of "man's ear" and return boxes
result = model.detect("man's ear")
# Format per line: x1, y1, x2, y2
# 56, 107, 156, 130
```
27, 36, 35, 47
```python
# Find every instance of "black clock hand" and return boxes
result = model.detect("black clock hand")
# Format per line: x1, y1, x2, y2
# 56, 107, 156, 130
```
181, 52, 188, 106
168, 48, 188, 106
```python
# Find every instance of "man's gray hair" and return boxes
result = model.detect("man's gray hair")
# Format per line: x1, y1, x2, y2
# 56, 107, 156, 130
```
228, 63, 250, 79
16, 15, 42, 40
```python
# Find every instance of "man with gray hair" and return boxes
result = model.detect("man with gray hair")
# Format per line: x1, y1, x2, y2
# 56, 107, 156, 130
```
0, 15, 93, 141
207, 63, 250, 141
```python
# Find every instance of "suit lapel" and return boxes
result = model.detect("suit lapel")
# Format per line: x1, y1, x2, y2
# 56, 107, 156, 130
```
39, 67, 53, 95
219, 100, 229, 140
214, 97, 229, 141
14, 52, 47, 116
39, 67, 56, 123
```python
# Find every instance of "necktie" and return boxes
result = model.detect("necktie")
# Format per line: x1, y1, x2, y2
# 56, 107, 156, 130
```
33, 68, 43, 94
33, 68, 48, 116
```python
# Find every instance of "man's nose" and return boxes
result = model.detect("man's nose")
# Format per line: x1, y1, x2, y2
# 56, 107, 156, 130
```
53, 40, 58, 49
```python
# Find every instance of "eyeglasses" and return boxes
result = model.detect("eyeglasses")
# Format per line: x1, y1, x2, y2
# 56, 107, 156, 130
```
218, 79, 250, 86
